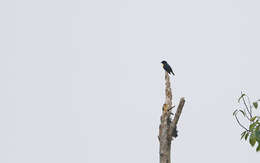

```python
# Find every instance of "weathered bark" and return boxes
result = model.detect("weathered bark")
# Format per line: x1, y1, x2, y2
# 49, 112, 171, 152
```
159, 71, 185, 163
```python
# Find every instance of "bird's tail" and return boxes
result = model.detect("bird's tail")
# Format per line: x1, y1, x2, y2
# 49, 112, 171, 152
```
172, 72, 175, 76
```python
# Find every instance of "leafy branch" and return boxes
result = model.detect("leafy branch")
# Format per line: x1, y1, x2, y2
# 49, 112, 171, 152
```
233, 92, 260, 152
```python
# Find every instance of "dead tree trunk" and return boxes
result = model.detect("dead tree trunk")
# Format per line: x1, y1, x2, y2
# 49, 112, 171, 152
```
159, 71, 185, 163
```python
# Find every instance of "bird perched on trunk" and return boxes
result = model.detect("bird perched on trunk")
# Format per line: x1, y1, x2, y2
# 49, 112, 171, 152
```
161, 60, 175, 75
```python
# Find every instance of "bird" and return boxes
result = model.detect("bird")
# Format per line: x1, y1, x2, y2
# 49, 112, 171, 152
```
161, 60, 175, 75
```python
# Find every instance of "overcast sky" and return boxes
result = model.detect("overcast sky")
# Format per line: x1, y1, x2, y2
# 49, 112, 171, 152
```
1, 0, 260, 162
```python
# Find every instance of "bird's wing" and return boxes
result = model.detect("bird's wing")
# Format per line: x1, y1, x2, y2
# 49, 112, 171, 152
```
169, 66, 175, 75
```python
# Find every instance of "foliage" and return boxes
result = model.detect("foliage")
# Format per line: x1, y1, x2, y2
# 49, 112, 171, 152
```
233, 92, 260, 152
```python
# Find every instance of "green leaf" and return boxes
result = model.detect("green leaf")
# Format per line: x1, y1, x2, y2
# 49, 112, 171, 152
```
255, 129, 260, 141
250, 116, 257, 122
238, 93, 246, 103
245, 132, 249, 140
249, 133, 257, 147
250, 123, 257, 131
253, 102, 258, 109
241, 131, 246, 140
256, 142, 260, 152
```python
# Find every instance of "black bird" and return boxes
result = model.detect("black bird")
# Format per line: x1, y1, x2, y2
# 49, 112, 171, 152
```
161, 60, 175, 75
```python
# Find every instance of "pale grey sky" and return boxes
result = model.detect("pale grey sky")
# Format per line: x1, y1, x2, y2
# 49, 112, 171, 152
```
0, 0, 260, 162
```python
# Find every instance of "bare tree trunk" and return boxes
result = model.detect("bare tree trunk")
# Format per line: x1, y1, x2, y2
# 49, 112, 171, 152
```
159, 72, 185, 163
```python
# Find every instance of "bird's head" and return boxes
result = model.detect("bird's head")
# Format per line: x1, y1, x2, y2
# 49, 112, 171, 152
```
161, 60, 167, 65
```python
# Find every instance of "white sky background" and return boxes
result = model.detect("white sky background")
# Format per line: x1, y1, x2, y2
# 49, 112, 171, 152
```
1, 0, 260, 162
